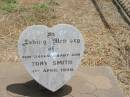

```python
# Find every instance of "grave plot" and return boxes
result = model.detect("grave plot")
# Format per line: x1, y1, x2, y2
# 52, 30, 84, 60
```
0, 0, 130, 97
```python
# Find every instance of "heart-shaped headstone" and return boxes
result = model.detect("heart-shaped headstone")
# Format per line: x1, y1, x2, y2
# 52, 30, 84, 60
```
18, 24, 84, 92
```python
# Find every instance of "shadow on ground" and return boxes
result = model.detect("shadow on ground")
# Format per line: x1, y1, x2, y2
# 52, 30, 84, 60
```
6, 80, 72, 97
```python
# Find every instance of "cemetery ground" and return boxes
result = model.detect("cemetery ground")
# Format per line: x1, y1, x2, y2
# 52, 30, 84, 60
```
0, 0, 130, 97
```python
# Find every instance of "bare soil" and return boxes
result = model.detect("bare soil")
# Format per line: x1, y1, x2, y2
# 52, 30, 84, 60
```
19, 0, 45, 4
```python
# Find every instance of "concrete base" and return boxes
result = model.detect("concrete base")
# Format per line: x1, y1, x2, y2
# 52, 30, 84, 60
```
0, 63, 124, 97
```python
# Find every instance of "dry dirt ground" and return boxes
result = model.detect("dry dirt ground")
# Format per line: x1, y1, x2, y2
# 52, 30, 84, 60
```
0, 0, 130, 97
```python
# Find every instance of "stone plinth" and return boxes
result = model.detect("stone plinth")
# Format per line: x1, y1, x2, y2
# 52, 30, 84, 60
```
0, 62, 124, 97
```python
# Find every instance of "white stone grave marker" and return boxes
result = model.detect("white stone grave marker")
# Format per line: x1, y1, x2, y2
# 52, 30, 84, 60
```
18, 24, 84, 92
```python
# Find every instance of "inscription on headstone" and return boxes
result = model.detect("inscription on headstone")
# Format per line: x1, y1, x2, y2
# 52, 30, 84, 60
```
18, 24, 84, 92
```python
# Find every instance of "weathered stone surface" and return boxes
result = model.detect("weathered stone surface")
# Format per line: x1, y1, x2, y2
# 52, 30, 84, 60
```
0, 63, 124, 97
69, 66, 124, 97
18, 24, 84, 92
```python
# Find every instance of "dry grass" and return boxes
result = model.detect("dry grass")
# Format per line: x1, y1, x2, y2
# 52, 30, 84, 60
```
0, 0, 58, 62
